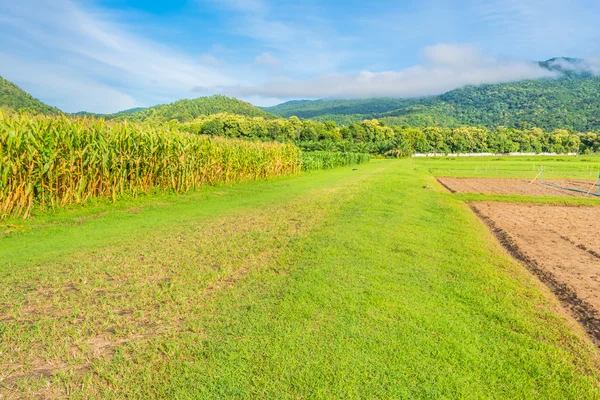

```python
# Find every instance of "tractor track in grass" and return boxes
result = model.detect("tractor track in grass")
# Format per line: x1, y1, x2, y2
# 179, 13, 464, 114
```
0, 165, 383, 397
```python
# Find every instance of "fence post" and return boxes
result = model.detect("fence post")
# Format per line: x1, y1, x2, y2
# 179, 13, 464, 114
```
541, 166, 545, 184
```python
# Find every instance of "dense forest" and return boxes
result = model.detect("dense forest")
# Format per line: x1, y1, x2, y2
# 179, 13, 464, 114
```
107, 96, 274, 122
0, 76, 59, 115
178, 113, 600, 156
70, 97, 272, 122
262, 98, 419, 119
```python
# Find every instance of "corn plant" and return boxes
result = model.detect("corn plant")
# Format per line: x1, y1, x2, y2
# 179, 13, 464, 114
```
0, 112, 302, 218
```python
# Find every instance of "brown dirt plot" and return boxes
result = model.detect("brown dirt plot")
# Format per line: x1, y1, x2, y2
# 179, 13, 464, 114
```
438, 177, 599, 197
472, 202, 600, 343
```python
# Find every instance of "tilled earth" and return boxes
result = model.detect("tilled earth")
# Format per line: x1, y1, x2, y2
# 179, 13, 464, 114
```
438, 177, 599, 197
472, 202, 600, 343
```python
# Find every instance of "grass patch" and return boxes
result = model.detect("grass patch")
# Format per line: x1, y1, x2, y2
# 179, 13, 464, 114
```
452, 193, 600, 206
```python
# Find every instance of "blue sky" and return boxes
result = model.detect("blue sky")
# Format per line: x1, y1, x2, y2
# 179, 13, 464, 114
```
1, 0, 600, 113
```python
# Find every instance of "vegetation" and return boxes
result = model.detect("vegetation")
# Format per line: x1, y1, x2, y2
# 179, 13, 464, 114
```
262, 98, 418, 119
178, 112, 600, 155
0, 112, 301, 218
108, 95, 274, 123
301, 151, 370, 171
0, 76, 59, 115
2, 160, 599, 397
381, 76, 600, 131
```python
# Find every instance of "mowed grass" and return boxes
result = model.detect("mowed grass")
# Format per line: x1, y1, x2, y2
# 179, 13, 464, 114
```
414, 155, 600, 179
1, 160, 600, 398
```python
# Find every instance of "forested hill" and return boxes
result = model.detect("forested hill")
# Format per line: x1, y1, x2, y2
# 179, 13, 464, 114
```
0, 76, 59, 115
262, 98, 419, 119
380, 77, 600, 131
108, 95, 274, 123
263, 58, 600, 132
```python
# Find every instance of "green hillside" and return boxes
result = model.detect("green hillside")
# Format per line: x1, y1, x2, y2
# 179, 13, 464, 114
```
262, 98, 418, 119
0, 76, 59, 114
72, 107, 146, 118
109, 95, 274, 122
380, 76, 600, 131
264, 58, 600, 131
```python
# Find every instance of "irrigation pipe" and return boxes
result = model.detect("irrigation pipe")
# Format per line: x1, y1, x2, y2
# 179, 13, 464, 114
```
540, 181, 600, 197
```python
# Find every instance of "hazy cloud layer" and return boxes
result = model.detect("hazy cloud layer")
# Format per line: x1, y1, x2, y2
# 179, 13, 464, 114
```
548, 57, 600, 75
209, 44, 558, 100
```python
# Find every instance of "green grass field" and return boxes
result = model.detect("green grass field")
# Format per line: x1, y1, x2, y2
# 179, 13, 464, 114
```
415, 155, 600, 179
2, 159, 600, 398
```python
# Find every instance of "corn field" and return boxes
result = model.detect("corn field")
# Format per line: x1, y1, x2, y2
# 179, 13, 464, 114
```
302, 151, 370, 171
0, 113, 301, 218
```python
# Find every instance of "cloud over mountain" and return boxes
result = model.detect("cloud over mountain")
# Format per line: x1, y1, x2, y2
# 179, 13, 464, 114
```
208, 44, 557, 100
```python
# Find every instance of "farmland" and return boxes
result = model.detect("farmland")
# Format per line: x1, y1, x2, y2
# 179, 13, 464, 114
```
4, 1, 600, 397
2, 156, 600, 397
421, 155, 600, 345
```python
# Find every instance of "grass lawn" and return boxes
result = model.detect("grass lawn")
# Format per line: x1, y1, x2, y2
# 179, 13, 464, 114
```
1, 159, 599, 398
414, 155, 600, 179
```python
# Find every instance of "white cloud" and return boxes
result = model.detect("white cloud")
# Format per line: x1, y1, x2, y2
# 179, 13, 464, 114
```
0, 0, 237, 113
255, 52, 280, 67
200, 0, 350, 76
470, 0, 600, 58
2, 0, 594, 112
200, 55, 222, 67
421, 44, 484, 67
548, 57, 600, 75
210, 44, 558, 100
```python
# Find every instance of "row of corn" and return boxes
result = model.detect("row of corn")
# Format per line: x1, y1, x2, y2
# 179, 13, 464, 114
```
0, 113, 302, 218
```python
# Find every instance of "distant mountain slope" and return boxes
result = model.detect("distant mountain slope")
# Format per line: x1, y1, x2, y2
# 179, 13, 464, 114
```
0, 76, 59, 114
264, 58, 600, 131
262, 98, 418, 119
380, 76, 600, 131
109, 95, 274, 122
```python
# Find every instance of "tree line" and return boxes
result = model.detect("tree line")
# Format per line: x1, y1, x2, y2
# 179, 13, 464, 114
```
177, 113, 600, 156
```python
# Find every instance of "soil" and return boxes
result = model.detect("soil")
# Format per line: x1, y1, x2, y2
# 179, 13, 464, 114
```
471, 202, 600, 344
438, 177, 599, 197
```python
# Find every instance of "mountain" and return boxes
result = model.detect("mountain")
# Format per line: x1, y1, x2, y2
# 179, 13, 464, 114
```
71, 107, 147, 118
0, 76, 59, 114
108, 95, 274, 123
264, 58, 600, 132
380, 75, 600, 131
262, 98, 419, 119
